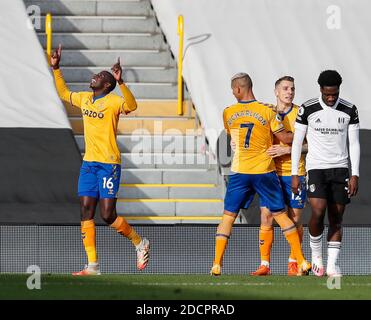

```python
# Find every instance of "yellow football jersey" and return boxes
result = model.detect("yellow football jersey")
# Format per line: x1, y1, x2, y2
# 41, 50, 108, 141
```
273, 104, 306, 176
53, 69, 137, 164
223, 100, 284, 174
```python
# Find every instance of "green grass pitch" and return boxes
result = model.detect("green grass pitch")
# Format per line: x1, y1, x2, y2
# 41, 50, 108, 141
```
1, 274, 371, 299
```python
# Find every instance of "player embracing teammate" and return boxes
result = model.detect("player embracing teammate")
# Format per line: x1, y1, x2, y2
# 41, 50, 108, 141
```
213, 70, 360, 277
211, 73, 311, 276
251, 76, 308, 276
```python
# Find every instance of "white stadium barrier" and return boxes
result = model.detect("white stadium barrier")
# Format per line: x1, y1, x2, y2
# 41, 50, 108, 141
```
0, 0, 69, 128
152, 0, 371, 153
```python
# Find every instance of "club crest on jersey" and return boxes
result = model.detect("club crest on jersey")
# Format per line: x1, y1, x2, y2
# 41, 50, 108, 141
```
309, 184, 316, 192
275, 114, 282, 121
298, 107, 304, 116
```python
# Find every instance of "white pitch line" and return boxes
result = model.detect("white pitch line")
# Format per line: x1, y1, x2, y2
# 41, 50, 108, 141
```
131, 282, 371, 287
132, 282, 275, 286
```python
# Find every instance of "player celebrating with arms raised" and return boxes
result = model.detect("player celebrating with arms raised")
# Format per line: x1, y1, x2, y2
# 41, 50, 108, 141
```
251, 76, 307, 276
51, 45, 150, 275
291, 70, 360, 277
211, 73, 311, 276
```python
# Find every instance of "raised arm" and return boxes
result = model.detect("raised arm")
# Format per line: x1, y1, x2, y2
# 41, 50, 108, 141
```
273, 130, 293, 145
268, 107, 292, 144
51, 44, 82, 107
111, 57, 137, 114
267, 141, 308, 158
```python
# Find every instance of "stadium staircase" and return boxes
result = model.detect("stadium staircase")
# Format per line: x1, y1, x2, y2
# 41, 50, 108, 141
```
25, 0, 224, 223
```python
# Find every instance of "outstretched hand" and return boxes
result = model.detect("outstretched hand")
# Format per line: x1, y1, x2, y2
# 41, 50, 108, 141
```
111, 57, 123, 84
50, 44, 62, 69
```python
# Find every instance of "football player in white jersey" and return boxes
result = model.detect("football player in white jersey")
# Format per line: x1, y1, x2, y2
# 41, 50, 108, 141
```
291, 70, 360, 277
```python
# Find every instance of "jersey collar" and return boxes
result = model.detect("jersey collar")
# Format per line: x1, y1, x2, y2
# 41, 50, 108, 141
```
92, 93, 107, 103
238, 99, 256, 104
278, 104, 293, 120
319, 95, 340, 110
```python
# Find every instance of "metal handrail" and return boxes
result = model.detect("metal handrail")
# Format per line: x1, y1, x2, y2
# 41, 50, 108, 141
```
177, 15, 184, 115
45, 13, 52, 65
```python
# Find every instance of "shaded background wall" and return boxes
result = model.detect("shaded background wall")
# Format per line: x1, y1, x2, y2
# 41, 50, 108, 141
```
0, 0, 81, 223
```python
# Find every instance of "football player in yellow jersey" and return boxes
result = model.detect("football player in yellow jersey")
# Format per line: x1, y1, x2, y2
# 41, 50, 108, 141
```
211, 73, 310, 276
50, 45, 150, 275
251, 76, 308, 276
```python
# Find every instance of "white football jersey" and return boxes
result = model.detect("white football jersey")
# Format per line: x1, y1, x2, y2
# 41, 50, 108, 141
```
295, 96, 360, 171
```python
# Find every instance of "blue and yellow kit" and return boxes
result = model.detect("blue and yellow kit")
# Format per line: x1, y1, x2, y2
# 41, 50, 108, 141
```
273, 104, 306, 209
223, 100, 286, 213
273, 104, 305, 177
223, 100, 284, 174
53, 69, 137, 198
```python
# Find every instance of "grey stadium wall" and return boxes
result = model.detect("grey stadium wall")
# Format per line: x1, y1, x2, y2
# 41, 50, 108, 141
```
345, 129, 371, 224
1, 225, 371, 275
0, 0, 81, 223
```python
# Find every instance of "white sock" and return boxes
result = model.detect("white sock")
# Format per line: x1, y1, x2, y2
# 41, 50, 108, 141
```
327, 241, 341, 269
135, 240, 143, 250
88, 262, 99, 268
310, 233, 323, 263
288, 258, 297, 263
261, 260, 270, 267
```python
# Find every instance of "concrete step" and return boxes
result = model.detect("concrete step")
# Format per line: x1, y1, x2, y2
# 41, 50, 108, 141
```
168, 186, 223, 199
115, 199, 223, 216
174, 200, 223, 216
67, 82, 178, 99
38, 33, 167, 50
81, 153, 213, 169
59, 49, 175, 67
65, 100, 194, 117
38, 16, 159, 33
116, 153, 214, 169
60, 66, 176, 83
118, 184, 223, 199
25, 1, 152, 16
70, 117, 198, 134
75, 134, 204, 153
120, 168, 219, 184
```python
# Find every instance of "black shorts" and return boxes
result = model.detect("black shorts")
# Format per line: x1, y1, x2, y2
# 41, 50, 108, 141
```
307, 168, 350, 205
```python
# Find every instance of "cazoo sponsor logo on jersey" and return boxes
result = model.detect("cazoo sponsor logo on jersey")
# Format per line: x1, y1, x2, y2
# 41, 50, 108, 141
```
82, 109, 104, 119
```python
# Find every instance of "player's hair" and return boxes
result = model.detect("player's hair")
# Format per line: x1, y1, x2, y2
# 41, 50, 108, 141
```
317, 70, 342, 88
275, 75, 294, 87
231, 72, 253, 89
101, 71, 117, 92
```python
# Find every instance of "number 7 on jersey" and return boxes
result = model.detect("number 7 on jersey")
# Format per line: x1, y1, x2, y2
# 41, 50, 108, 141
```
240, 123, 254, 149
